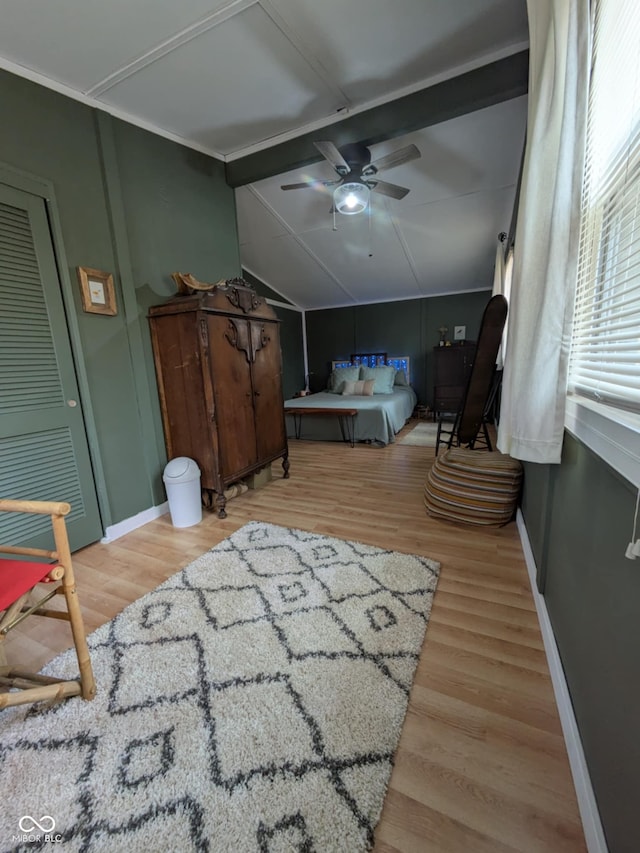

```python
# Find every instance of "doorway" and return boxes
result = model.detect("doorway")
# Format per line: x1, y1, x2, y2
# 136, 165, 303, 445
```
0, 181, 102, 551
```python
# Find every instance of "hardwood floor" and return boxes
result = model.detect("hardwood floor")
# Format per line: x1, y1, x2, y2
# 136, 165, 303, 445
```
5, 425, 587, 852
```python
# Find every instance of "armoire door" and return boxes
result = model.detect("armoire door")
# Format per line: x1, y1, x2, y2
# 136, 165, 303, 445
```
0, 183, 102, 551
249, 319, 286, 461
205, 313, 257, 477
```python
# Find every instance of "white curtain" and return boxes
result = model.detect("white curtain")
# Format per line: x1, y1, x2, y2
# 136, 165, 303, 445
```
497, 0, 590, 463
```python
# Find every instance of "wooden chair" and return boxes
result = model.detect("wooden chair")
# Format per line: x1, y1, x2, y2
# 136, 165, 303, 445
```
0, 499, 96, 709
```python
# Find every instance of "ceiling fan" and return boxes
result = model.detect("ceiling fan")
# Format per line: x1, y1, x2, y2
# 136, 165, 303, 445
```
281, 140, 421, 215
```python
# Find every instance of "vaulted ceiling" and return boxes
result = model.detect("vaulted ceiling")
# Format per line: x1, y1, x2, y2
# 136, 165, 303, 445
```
0, 0, 530, 309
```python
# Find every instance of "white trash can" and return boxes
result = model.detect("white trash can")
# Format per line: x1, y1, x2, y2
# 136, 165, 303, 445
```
163, 457, 202, 528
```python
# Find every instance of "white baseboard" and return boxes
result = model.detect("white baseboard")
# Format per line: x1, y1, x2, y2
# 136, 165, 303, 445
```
516, 509, 608, 853
100, 501, 169, 543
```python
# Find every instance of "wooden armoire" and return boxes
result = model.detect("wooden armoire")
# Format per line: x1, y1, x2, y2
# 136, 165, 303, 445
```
432, 342, 476, 415
148, 277, 289, 518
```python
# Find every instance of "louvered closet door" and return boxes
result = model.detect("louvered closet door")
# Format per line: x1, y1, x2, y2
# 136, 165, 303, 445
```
0, 183, 102, 551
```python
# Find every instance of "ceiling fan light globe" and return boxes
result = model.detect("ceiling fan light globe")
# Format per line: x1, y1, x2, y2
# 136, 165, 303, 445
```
334, 182, 370, 215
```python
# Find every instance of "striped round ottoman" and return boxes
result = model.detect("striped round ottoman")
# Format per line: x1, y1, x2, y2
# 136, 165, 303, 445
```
424, 448, 523, 527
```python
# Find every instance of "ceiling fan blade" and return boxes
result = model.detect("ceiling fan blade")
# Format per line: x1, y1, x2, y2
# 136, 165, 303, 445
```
313, 141, 350, 174
364, 144, 421, 175
281, 180, 339, 190
370, 180, 410, 200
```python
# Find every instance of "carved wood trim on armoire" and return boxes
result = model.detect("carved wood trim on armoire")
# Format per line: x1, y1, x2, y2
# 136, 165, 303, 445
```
148, 277, 289, 518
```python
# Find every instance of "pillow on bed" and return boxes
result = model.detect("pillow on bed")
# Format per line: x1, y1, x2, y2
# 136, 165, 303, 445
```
342, 379, 375, 396
359, 365, 396, 394
328, 365, 360, 393
394, 369, 409, 386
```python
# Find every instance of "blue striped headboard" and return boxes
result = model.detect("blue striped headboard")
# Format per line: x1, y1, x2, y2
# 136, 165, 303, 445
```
331, 353, 411, 383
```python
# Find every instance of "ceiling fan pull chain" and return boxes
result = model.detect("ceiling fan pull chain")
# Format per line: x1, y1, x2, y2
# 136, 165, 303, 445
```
368, 197, 373, 257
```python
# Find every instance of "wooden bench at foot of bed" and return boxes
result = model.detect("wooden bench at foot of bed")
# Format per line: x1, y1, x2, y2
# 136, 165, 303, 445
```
284, 407, 358, 447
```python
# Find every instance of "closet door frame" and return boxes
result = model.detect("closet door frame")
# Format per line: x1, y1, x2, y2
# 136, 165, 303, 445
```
0, 161, 109, 542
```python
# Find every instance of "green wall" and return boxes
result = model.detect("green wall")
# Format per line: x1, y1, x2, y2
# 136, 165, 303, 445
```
305, 290, 491, 404
0, 69, 240, 525
110, 119, 239, 506
521, 435, 639, 853
273, 308, 305, 401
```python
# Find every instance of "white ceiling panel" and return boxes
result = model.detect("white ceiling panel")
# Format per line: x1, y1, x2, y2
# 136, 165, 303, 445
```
0, 0, 233, 91
371, 98, 528, 210
236, 186, 289, 244
296, 210, 422, 302
267, 0, 528, 104
99, 3, 342, 154
399, 187, 516, 294
241, 234, 351, 309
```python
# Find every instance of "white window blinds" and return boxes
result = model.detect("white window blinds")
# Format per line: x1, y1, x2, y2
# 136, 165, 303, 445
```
568, 0, 640, 413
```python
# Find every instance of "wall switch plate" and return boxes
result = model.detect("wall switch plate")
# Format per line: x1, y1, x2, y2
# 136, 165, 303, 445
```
454, 325, 466, 341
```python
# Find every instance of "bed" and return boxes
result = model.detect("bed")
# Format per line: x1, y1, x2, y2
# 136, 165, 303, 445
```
284, 354, 417, 446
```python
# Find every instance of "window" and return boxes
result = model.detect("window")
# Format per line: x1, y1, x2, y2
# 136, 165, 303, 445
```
498, 248, 514, 369
568, 0, 640, 414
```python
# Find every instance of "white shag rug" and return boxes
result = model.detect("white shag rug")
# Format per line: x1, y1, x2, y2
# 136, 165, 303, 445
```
0, 522, 439, 853
398, 421, 440, 446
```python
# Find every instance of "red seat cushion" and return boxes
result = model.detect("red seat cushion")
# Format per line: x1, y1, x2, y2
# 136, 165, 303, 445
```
0, 558, 58, 612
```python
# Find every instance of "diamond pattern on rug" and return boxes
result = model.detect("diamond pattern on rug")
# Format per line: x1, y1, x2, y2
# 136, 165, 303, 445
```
212, 675, 318, 780
0, 522, 439, 853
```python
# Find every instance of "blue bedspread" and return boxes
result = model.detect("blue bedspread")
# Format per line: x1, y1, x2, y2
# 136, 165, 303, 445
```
284, 386, 417, 446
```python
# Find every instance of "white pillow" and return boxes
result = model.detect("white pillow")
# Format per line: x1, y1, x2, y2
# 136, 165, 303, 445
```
342, 379, 375, 396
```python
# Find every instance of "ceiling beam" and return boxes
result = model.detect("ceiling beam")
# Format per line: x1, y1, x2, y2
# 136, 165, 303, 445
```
225, 50, 529, 188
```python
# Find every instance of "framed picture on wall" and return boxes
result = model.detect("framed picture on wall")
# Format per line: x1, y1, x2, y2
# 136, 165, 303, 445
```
77, 266, 117, 316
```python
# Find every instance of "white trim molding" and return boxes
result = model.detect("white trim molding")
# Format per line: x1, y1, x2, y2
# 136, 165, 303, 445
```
516, 509, 609, 853
266, 297, 302, 312
100, 502, 169, 543
565, 396, 640, 489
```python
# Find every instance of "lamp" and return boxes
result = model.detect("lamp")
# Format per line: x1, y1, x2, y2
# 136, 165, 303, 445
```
333, 182, 370, 215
